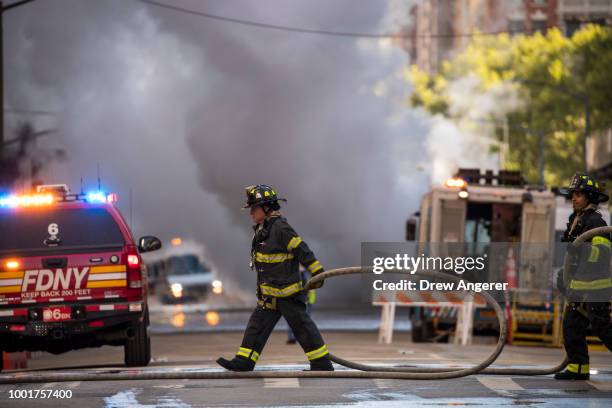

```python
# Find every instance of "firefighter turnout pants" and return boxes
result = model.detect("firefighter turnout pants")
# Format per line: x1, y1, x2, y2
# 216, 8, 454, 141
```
235, 296, 329, 365
563, 302, 612, 374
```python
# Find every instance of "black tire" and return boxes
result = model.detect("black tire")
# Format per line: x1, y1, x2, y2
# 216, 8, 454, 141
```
124, 309, 151, 367
410, 309, 433, 343
411, 323, 423, 342
0, 350, 3, 373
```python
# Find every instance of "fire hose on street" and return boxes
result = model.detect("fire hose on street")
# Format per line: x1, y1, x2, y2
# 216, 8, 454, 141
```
4, 226, 609, 384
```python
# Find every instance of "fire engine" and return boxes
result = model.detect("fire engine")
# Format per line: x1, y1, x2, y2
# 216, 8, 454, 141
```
404, 169, 607, 345
0, 184, 161, 370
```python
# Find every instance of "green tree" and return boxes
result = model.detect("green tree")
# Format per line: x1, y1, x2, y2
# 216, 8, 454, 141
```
408, 25, 612, 187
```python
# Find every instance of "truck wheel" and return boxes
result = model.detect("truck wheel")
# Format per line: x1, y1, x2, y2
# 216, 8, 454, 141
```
124, 310, 151, 367
411, 320, 425, 343
0, 350, 3, 373
410, 310, 433, 343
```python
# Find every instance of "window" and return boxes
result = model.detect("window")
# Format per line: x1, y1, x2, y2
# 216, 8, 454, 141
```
509, 20, 525, 35
0, 207, 125, 255
533, 19, 548, 34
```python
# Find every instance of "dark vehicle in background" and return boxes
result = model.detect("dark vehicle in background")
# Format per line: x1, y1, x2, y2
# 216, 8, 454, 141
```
147, 253, 219, 303
0, 185, 161, 371
145, 239, 221, 303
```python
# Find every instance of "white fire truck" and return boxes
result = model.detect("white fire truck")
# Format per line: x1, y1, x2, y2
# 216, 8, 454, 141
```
406, 169, 562, 344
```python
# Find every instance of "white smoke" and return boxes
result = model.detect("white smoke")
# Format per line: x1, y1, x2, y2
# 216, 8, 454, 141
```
420, 75, 523, 184
6, 0, 427, 303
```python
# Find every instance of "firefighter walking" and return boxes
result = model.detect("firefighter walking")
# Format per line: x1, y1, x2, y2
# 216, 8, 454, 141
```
556, 173, 612, 380
217, 185, 333, 371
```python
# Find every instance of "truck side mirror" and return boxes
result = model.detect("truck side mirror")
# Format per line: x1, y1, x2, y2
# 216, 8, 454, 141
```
406, 217, 417, 241
139, 236, 162, 253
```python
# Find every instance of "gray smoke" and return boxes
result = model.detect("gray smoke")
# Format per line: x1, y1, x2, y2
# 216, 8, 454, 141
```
5, 0, 427, 303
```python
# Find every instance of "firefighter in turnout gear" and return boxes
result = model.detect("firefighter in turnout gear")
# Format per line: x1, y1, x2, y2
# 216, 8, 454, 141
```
555, 173, 612, 380
216, 185, 333, 371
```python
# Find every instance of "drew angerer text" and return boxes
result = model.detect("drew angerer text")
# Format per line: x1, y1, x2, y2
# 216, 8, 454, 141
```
372, 279, 508, 292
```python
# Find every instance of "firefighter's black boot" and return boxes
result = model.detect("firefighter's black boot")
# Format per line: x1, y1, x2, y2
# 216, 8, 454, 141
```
216, 356, 255, 372
554, 364, 590, 380
307, 356, 334, 371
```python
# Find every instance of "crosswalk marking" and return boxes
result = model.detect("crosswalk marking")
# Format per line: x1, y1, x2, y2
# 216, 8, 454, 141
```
477, 377, 523, 396
263, 378, 300, 388
61, 382, 80, 388
587, 380, 612, 391
374, 378, 395, 389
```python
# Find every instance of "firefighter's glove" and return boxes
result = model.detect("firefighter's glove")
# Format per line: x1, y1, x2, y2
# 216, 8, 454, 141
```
310, 272, 325, 289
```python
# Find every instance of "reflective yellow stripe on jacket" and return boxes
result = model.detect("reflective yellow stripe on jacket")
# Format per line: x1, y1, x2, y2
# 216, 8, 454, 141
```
587, 236, 611, 262
287, 236, 303, 251
255, 252, 294, 263
592, 236, 612, 248
569, 277, 612, 290
587, 246, 600, 263
307, 260, 323, 274
259, 281, 302, 297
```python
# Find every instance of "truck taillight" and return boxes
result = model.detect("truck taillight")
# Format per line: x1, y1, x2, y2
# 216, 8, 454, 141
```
125, 247, 144, 300
127, 255, 139, 267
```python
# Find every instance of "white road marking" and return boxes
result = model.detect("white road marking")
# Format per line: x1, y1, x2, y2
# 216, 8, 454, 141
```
104, 389, 191, 408
64, 382, 81, 388
477, 376, 523, 397
152, 384, 185, 389
41, 382, 58, 388
263, 378, 300, 388
374, 378, 395, 389
587, 380, 612, 391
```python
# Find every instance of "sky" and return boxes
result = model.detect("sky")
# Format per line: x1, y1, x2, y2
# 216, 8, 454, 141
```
4, 0, 492, 302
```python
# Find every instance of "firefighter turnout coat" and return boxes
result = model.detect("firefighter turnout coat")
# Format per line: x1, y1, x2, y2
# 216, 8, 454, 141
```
251, 214, 323, 299
562, 204, 612, 300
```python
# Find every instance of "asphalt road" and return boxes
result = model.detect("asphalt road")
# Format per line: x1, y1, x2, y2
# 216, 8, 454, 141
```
1, 330, 611, 407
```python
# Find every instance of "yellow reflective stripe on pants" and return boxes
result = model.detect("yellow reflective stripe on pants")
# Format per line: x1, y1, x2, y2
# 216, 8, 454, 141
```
257, 298, 277, 310
587, 246, 600, 262
259, 282, 302, 297
255, 252, 294, 263
592, 236, 611, 248
569, 277, 612, 290
567, 363, 589, 374
307, 260, 323, 273
287, 236, 303, 251
306, 345, 329, 361
237, 347, 259, 362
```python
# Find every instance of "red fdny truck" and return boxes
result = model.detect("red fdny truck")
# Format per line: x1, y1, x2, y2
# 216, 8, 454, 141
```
0, 185, 161, 370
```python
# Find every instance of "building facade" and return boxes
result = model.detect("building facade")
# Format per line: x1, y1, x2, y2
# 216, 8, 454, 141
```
405, 0, 612, 74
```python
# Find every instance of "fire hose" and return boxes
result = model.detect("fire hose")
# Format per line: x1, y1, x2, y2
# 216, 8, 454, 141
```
7, 224, 610, 384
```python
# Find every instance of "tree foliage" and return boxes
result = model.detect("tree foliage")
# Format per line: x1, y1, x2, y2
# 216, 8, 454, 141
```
408, 25, 612, 187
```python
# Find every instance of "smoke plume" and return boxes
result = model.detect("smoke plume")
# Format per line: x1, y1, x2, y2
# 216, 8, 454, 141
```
6, 0, 425, 303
